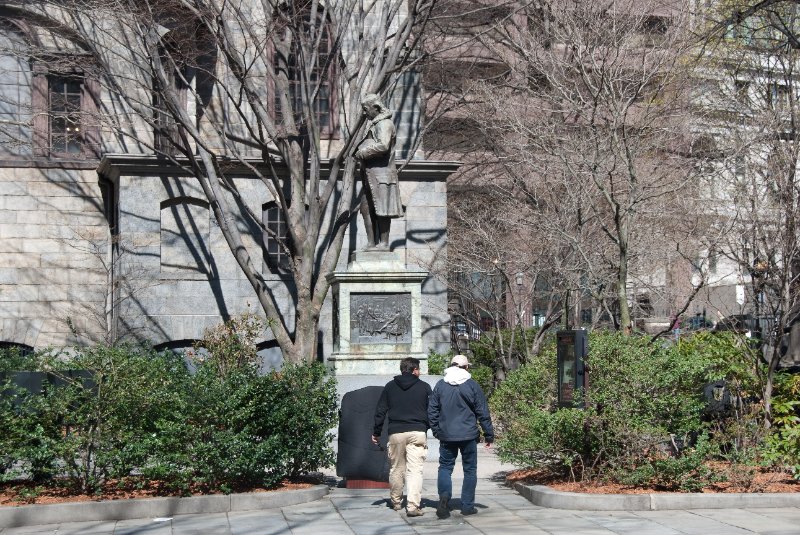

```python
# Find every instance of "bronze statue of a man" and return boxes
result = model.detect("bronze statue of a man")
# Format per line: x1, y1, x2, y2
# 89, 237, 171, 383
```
355, 94, 404, 250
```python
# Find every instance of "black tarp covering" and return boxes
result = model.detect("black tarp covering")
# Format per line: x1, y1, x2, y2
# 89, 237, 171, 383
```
336, 386, 390, 481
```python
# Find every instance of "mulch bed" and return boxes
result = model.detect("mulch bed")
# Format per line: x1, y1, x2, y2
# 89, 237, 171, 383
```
0, 477, 316, 506
506, 465, 800, 494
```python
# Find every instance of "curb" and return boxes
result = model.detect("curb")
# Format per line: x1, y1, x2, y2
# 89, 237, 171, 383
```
514, 483, 800, 510
0, 484, 329, 528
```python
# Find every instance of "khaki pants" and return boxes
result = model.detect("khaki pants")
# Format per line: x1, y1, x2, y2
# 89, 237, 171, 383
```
387, 430, 427, 511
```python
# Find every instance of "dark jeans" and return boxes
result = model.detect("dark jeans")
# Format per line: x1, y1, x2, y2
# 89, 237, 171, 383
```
437, 438, 478, 511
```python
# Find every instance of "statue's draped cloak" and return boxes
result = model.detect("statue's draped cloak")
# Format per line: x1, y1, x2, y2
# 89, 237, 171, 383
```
358, 115, 404, 218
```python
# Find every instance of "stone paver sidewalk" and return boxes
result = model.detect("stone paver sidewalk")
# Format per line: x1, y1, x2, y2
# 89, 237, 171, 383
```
2, 447, 800, 534
3, 476, 800, 534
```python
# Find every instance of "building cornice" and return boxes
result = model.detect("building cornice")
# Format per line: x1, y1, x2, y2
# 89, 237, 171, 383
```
97, 154, 460, 183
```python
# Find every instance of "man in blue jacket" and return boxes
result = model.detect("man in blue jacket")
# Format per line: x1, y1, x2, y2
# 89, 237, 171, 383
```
372, 357, 432, 517
428, 354, 494, 518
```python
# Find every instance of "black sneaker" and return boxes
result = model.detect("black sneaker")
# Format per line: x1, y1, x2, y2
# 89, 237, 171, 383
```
461, 508, 478, 516
436, 494, 450, 519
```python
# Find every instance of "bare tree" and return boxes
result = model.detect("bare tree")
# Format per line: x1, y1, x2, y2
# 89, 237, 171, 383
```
425, 0, 703, 336
3, 0, 435, 363
699, 0, 800, 423
445, 186, 564, 380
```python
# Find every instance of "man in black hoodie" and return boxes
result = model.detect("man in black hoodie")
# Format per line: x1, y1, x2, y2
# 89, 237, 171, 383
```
372, 357, 432, 517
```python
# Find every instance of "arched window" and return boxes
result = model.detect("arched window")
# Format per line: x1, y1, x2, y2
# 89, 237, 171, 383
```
0, 342, 34, 358
160, 197, 211, 275
153, 339, 204, 373
151, 14, 212, 155
262, 201, 291, 274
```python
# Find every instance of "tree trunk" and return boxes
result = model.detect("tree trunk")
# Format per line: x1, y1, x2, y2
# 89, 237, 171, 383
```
618, 220, 632, 335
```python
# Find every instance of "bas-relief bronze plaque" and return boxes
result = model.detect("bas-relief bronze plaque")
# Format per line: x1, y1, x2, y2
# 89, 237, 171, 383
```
350, 293, 411, 344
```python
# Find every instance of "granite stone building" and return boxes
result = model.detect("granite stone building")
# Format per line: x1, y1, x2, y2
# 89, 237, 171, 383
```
0, 0, 454, 370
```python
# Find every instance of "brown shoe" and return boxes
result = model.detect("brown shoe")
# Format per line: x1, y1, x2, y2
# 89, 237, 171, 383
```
406, 508, 424, 517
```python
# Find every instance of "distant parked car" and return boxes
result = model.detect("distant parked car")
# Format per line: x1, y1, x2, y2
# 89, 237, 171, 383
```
714, 314, 752, 337
681, 314, 713, 331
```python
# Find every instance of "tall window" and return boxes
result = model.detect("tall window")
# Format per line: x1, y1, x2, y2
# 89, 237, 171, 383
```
262, 202, 291, 274
31, 62, 99, 158
153, 17, 202, 156
273, 12, 336, 135
49, 76, 82, 154
769, 82, 792, 111
153, 67, 187, 154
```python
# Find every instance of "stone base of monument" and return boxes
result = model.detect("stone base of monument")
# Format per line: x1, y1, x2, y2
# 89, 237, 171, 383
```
327, 250, 428, 375
327, 352, 428, 375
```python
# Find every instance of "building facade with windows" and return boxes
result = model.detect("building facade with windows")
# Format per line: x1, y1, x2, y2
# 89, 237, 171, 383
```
0, 1, 453, 366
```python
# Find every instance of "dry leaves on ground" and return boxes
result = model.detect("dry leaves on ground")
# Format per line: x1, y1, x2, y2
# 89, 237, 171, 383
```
506, 465, 800, 494
0, 478, 315, 507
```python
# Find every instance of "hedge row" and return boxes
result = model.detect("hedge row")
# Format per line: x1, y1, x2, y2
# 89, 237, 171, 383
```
0, 344, 337, 495
490, 331, 800, 490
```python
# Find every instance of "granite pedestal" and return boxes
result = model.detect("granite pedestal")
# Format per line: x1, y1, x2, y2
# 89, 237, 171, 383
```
326, 250, 428, 374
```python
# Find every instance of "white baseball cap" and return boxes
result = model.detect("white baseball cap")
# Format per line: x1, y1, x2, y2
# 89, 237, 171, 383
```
451, 354, 470, 367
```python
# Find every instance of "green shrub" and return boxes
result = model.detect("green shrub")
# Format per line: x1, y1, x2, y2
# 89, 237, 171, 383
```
470, 364, 494, 397
0, 346, 39, 372
496, 404, 588, 476
143, 317, 337, 493
244, 364, 338, 478
145, 362, 337, 493
427, 348, 451, 375
588, 331, 709, 442
676, 330, 767, 461
492, 331, 714, 485
675, 331, 760, 395
491, 346, 557, 415
3, 409, 62, 483
0, 346, 54, 480
614, 433, 721, 492
0, 345, 186, 489
491, 343, 562, 471
1, 316, 338, 494
0, 379, 57, 482
39, 346, 186, 493
762, 373, 800, 479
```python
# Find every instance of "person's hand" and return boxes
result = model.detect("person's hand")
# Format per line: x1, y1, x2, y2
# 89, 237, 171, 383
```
484, 442, 493, 450
371, 434, 379, 445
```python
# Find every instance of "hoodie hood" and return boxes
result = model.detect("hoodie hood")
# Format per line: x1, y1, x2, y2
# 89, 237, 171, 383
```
393, 373, 420, 390
443, 366, 471, 385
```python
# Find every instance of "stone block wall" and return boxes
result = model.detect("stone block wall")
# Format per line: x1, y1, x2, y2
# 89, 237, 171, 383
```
107, 157, 452, 364
0, 164, 110, 348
